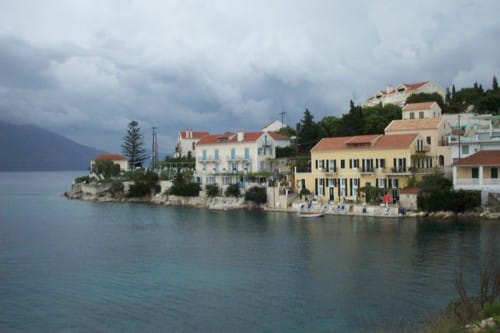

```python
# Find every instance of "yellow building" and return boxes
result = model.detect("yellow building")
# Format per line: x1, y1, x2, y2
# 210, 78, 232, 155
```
295, 133, 436, 204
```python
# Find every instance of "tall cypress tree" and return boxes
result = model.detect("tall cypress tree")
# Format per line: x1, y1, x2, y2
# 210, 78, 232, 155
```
121, 120, 149, 169
493, 75, 498, 90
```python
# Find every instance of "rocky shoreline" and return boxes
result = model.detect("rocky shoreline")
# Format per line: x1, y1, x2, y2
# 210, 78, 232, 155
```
64, 182, 500, 220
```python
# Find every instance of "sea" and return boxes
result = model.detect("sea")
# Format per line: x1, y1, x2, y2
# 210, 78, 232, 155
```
1, 171, 499, 332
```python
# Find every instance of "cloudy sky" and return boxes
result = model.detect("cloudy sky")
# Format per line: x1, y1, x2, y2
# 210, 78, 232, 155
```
1, 0, 499, 154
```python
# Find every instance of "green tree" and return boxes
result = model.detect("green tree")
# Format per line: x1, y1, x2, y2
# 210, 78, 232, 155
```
121, 121, 149, 169
406, 92, 445, 110
277, 126, 296, 137
493, 75, 498, 90
297, 109, 319, 153
91, 160, 120, 181
317, 116, 342, 137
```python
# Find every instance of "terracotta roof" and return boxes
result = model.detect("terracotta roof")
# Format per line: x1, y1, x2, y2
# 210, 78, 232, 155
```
374, 134, 418, 148
401, 81, 429, 90
385, 118, 443, 132
311, 134, 418, 152
93, 154, 127, 161
268, 131, 290, 140
345, 134, 381, 145
453, 150, 500, 166
368, 81, 429, 100
400, 187, 421, 195
179, 130, 210, 139
403, 102, 436, 111
197, 131, 265, 145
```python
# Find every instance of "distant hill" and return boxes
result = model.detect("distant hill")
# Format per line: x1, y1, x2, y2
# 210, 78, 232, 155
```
0, 121, 106, 171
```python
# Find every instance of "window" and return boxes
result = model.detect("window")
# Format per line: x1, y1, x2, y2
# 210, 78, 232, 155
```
328, 159, 336, 172
472, 167, 479, 179
230, 148, 236, 159
426, 136, 431, 145
492, 168, 498, 179
202, 149, 207, 160
340, 159, 345, 169
410, 112, 415, 119
461, 145, 469, 155
378, 178, 385, 188
214, 149, 219, 160
318, 179, 324, 196
419, 111, 424, 119
317, 160, 324, 170
244, 148, 250, 160
327, 178, 336, 187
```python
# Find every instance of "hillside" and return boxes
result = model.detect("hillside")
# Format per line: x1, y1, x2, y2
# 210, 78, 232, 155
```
0, 121, 106, 171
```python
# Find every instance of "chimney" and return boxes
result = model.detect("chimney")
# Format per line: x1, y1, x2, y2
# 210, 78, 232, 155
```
237, 130, 244, 142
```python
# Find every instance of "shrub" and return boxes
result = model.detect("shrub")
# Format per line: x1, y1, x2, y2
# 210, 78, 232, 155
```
206, 184, 220, 198
418, 189, 481, 212
225, 183, 240, 197
110, 181, 124, 197
245, 186, 267, 204
127, 182, 151, 197
168, 182, 201, 197
74, 175, 90, 184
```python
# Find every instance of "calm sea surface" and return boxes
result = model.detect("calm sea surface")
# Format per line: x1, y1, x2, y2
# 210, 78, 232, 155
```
1, 171, 499, 332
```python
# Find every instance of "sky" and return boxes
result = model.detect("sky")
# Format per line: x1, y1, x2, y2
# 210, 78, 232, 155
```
0, 0, 499, 155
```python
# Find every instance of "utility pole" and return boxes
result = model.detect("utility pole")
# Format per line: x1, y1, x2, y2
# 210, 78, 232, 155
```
151, 127, 158, 170
279, 111, 286, 128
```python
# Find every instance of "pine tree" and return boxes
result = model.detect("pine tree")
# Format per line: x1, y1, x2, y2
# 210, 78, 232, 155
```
445, 87, 451, 103
493, 75, 498, 90
121, 120, 149, 169
452, 85, 456, 99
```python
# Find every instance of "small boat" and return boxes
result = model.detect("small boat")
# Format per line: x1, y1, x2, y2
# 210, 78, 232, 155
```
298, 210, 325, 218
297, 201, 325, 218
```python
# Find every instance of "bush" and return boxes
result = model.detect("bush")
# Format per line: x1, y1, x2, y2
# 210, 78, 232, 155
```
206, 184, 220, 198
245, 186, 267, 204
110, 181, 124, 197
225, 183, 240, 197
418, 189, 481, 212
127, 182, 151, 197
74, 175, 90, 184
168, 182, 201, 197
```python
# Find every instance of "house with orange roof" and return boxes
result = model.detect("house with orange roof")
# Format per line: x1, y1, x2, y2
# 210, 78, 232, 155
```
364, 81, 446, 107
385, 117, 452, 167
174, 130, 210, 158
402, 101, 442, 120
453, 150, 500, 205
90, 154, 129, 173
195, 131, 289, 189
294, 133, 435, 204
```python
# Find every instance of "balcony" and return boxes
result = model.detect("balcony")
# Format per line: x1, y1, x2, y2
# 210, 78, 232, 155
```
360, 167, 374, 174
415, 146, 430, 153
226, 155, 251, 162
383, 167, 410, 175
197, 155, 218, 163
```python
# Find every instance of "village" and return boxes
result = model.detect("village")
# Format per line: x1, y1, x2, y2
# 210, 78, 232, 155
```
71, 80, 500, 218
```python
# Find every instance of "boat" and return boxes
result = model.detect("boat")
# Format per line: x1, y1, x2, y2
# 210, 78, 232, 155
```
297, 201, 326, 218
298, 210, 325, 218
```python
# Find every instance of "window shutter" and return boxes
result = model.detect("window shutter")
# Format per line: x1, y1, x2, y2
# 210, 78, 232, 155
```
315, 178, 318, 195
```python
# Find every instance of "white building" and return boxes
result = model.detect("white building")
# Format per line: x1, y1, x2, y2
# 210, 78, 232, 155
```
195, 131, 286, 188
446, 114, 500, 162
261, 120, 285, 132
90, 154, 129, 174
453, 150, 500, 205
364, 81, 446, 107
174, 130, 210, 158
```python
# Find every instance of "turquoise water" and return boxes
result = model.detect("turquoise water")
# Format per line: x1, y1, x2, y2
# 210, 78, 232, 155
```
1, 171, 499, 332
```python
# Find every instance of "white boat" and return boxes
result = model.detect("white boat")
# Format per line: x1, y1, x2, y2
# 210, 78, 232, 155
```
298, 210, 325, 218
297, 201, 325, 217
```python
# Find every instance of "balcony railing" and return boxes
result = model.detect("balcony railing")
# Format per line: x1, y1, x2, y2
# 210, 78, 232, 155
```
226, 155, 251, 162
197, 155, 218, 162
360, 167, 374, 173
